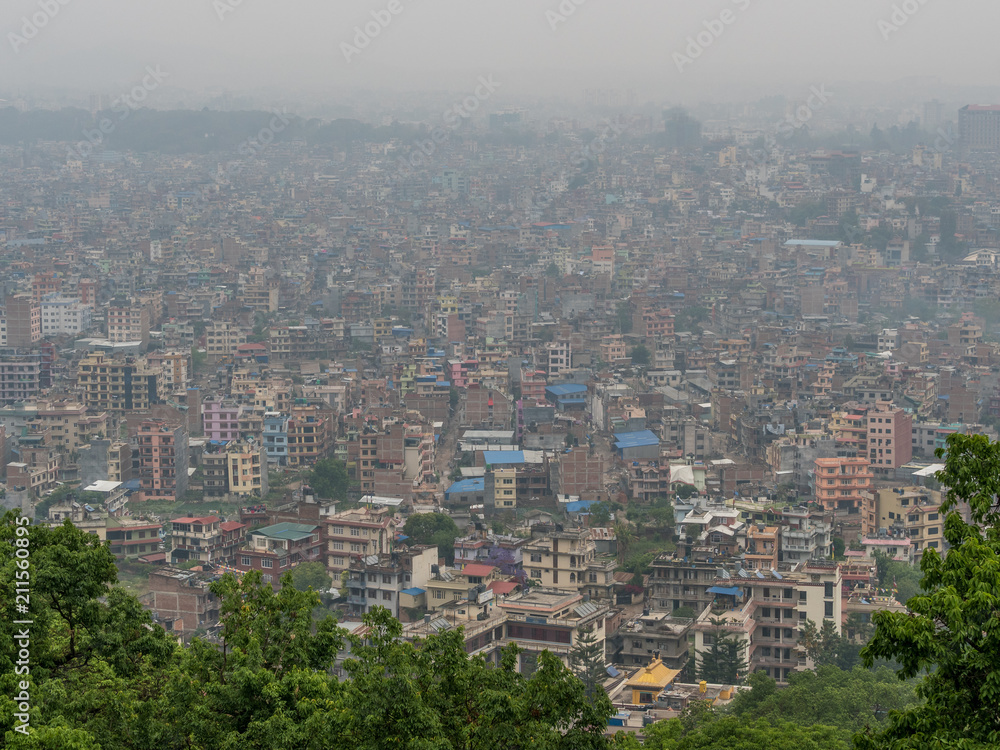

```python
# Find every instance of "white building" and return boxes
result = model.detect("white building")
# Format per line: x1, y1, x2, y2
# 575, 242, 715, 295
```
41, 295, 93, 336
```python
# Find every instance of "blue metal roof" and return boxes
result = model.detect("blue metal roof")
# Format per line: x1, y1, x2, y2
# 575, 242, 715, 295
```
613, 430, 660, 450
483, 450, 525, 465
546, 384, 588, 397
445, 477, 485, 495
401, 587, 426, 596
707, 586, 742, 596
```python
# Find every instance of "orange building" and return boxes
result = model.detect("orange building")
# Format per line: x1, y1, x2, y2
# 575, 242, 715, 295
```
813, 457, 873, 514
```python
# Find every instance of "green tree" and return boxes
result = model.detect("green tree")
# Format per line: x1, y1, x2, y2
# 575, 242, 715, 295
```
290, 561, 333, 593
570, 626, 607, 701
589, 502, 612, 527
190, 345, 207, 373
798, 618, 863, 671
403, 513, 461, 564
630, 344, 651, 366
696, 618, 747, 685
858, 432, 1000, 749
308, 458, 350, 500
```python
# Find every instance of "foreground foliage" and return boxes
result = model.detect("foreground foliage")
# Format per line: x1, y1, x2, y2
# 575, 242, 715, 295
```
1, 512, 613, 749
858, 432, 1000, 748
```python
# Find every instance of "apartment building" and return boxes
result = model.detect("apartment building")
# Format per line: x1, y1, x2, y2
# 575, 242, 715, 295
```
4, 294, 41, 347
866, 402, 912, 473
613, 611, 693, 671
226, 438, 268, 497
202, 400, 241, 442
106, 522, 163, 559
40, 295, 92, 336
263, 412, 289, 465
286, 403, 333, 467
235, 522, 324, 589
324, 506, 395, 576
28, 399, 108, 452
499, 588, 609, 672
812, 456, 873, 514
169, 515, 247, 565
77, 352, 164, 412
107, 298, 150, 346
544, 340, 571, 378
134, 419, 189, 501
146, 351, 190, 391
205, 321, 247, 363
0, 355, 42, 405
521, 525, 618, 601
649, 552, 721, 615
426, 563, 505, 610
345, 546, 437, 618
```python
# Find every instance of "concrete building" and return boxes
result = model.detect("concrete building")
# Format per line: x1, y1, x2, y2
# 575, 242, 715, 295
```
107, 298, 150, 346
813, 456, 873, 514
146, 567, 220, 638
40, 295, 92, 336
866, 402, 912, 474
135, 419, 189, 501
345, 545, 437, 618
324, 506, 396, 576
4, 294, 41, 347
77, 352, 163, 412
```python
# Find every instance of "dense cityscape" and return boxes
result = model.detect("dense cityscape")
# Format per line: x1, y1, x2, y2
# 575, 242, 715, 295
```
4, 2, 1000, 748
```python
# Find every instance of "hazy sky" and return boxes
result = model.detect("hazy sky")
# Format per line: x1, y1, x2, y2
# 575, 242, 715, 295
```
3, 0, 999, 105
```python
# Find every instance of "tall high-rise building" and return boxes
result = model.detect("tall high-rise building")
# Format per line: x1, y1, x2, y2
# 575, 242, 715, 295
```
959, 105, 1000, 152
4, 294, 41, 347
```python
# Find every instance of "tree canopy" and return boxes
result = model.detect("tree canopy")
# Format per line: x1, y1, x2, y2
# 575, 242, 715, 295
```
308, 458, 351, 501
858, 432, 1000, 748
403, 513, 461, 564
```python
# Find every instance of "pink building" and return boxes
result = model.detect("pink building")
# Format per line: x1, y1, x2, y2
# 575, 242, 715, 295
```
867, 401, 912, 473
202, 400, 241, 442
447, 359, 480, 389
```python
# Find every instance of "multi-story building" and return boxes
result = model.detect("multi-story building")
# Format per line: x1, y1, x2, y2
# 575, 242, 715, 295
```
29, 399, 108, 452
106, 522, 164, 559
263, 411, 289, 465
866, 402, 912, 474
613, 611, 693, 672
146, 567, 220, 638
499, 588, 609, 672
346, 545, 438, 618
77, 352, 163, 412
146, 351, 190, 392
959, 104, 1000, 152
649, 551, 721, 615
0, 354, 42, 405
4, 294, 41, 347
812, 457, 873, 514
168, 515, 247, 565
544, 340, 572, 378
40, 295, 92, 336
236, 522, 324, 589
226, 439, 268, 497
323, 506, 396, 576
521, 525, 618, 601
107, 298, 150, 346
205, 321, 247, 363
134, 419, 189, 501
202, 400, 241, 442
286, 403, 333, 467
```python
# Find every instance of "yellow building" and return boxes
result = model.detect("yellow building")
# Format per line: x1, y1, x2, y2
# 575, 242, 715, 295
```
625, 657, 682, 705
225, 440, 268, 497
77, 352, 163, 412
493, 467, 517, 511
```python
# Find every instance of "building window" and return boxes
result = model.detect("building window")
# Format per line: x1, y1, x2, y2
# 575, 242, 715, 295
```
824, 601, 834, 617
241, 556, 251, 566
262, 558, 273, 569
